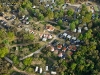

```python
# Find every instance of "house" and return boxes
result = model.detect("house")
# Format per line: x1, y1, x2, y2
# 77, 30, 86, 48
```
54, 50, 58, 54
72, 37, 76, 40
76, 39, 80, 43
46, 45, 54, 51
39, 34, 43, 38
84, 27, 88, 30
51, 71, 57, 75
33, 6, 36, 8
68, 45, 73, 50
67, 35, 71, 39
72, 46, 77, 51
78, 29, 81, 33
25, 21, 29, 25
57, 44, 62, 49
58, 52, 63, 57
48, 34, 52, 39
62, 47, 67, 52
63, 33, 67, 37
52, 0, 55, 3
40, 68, 42, 74
35, 66, 38, 72
42, 38, 47, 41
70, 51, 73, 55
25, 17, 29, 20
46, 25, 54, 31
50, 46, 54, 51
46, 66, 49, 71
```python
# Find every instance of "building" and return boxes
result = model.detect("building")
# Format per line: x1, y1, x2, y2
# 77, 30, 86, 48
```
58, 52, 63, 57
57, 44, 62, 49
67, 35, 71, 39
42, 38, 47, 41
46, 66, 49, 71
72, 37, 76, 40
51, 71, 57, 75
46, 25, 54, 31
63, 33, 67, 37
62, 47, 67, 52
35, 66, 38, 72
40, 68, 42, 74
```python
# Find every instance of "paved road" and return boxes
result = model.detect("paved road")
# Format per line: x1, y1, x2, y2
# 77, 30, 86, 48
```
19, 35, 57, 60
19, 28, 68, 60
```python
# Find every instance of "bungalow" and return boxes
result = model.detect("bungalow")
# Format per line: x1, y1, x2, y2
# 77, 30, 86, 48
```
39, 34, 43, 38
24, 28, 29, 32
25, 21, 29, 25
35, 66, 38, 72
73, 29, 76, 32
50, 46, 54, 51
63, 33, 67, 37
40, 68, 42, 74
67, 35, 71, 39
72, 37, 76, 40
84, 27, 88, 30
46, 66, 49, 71
47, 45, 54, 51
57, 44, 62, 49
70, 51, 73, 55
51, 71, 57, 75
54, 50, 58, 54
42, 38, 47, 41
72, 46, 77, 51
33, 6, 36, 8
25, 17, 29, 20
46, 25, 54, 32
62, 47, 67, 52
52, 0, 55, 3
76, 39, 80, 43
48, 34, 52, 39
68, 45, 73, 50
78, 29, 81, 33
58, 52, 63, 57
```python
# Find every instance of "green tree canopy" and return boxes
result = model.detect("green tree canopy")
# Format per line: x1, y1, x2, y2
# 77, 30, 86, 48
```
0, 47, 9, 58
70, 22, 75, 31
67, 9, 74, 16
23, 57, 33, 66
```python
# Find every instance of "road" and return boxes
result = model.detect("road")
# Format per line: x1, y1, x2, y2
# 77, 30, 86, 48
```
19, 28, 68, 60
4, 57, 35, 75
19, 35, 57, 60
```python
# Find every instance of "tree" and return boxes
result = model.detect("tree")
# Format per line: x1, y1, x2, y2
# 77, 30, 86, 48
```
71, 63, 77, 70
56, 0, 65, 5
83, 29, 92, 40
0, 47, 9, 58
69, 0, 75, 4
23, 33, 34, 42
67, 9, 74, 16
7, 32, 15, 42
54, 12, 59, 19
23, 57, 33, 66
70, 22, 75, 31
38, 13, 44, 20
57, 19, 63, 26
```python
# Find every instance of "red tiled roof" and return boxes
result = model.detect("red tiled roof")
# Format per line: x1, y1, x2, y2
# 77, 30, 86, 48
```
72, 46, 77, 51
46, 25, 54, 31
70, 51, 73, 55
57, 44, 62, 49
62, 47, 67, 52
68, 45, 73, 50
58, 52, 63, 57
